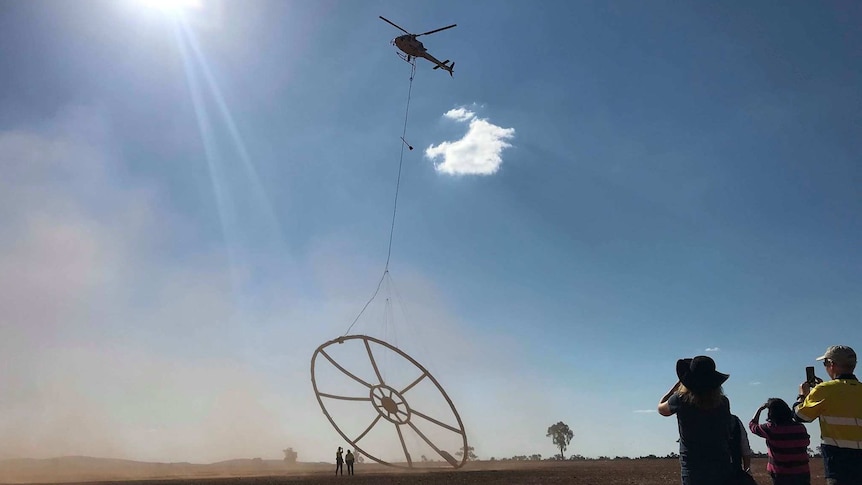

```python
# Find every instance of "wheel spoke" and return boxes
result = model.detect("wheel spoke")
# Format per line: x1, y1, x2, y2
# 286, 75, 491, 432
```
320, 350, 372, 388
395, 423, 412, 467
364, 339, 385, 385
318, 392, 371, 402
411, 409, 462, 434
400, 373, 427, 394
407, 421, 455, 465
353, 415, 382, 443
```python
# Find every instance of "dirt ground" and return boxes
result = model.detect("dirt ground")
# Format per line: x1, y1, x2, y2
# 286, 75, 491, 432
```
26, 458, 828, 485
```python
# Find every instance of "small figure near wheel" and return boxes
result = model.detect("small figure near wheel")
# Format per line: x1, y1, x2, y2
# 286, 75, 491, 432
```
345, 449, 355, 475
335, 447, 344, 475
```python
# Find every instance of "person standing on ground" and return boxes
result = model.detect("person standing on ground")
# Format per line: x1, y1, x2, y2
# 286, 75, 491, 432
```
658, 355, 734, 485
750, 398, 811, 485
335, 447, 344, 475
794, 345, 862, 485
345, 449, 355, 475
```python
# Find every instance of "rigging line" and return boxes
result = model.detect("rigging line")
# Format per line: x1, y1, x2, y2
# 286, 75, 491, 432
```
343, 59, 417, 337
385, 59, 416, 270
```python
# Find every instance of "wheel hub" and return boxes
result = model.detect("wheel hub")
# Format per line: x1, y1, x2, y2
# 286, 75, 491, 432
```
370, 384, 411, 424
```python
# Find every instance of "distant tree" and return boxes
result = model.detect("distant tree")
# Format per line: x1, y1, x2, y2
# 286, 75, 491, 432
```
546, 421, 574, 459
529, 454, 542, 461
456, 445, 477, 461
282, 447, 297, 464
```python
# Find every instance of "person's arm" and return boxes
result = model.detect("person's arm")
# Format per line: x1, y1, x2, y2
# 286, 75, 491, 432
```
657, 381, 680, 416
736, 417, 753, 472
797, 380, 812, 402
794, 380, 823, 423
748, 404, 768, 437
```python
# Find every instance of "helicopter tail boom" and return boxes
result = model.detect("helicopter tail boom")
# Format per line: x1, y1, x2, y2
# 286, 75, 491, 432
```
433, 59, 455, 76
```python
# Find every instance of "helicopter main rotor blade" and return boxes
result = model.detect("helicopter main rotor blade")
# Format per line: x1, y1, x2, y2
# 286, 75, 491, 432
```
416, 24, 457, 37
379, 16, 412, 35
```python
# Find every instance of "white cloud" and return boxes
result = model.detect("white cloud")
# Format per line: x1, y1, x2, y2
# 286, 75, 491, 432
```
425, 107, 515, 176
705, 347, 720, 352
443, 107, 475, 122
633, 409, 655, 413
750, 381, 762, 386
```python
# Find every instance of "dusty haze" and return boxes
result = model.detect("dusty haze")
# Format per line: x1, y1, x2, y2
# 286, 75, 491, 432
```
0, 108, 530, 464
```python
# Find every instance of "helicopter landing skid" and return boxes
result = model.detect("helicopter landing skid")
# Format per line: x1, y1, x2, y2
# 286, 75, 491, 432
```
396, 52, 415, 65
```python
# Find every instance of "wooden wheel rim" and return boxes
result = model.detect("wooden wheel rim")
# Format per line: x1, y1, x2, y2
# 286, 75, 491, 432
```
310, 335, 468, 469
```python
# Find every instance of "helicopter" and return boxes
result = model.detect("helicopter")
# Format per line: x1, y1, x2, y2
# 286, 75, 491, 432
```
379, 16, 457, 76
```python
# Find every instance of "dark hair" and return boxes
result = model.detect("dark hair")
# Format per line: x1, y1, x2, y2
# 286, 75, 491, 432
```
766, 398, 794, 425
678, 383, 724, 409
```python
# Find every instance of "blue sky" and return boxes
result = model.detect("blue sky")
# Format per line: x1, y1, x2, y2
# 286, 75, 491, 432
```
0, 0, 860, 464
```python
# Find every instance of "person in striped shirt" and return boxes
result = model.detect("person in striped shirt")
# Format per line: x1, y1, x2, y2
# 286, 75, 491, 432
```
750, 398, 811, 485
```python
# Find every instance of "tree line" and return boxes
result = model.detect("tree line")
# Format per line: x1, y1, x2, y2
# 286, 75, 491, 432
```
284, 420, 823, 464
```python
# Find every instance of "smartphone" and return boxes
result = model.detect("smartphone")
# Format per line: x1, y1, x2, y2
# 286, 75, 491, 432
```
806, 366, 816, 385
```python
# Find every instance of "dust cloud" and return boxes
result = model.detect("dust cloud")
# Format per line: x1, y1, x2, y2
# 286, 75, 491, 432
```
0, 108, 513, 465
0, 108, 296, 462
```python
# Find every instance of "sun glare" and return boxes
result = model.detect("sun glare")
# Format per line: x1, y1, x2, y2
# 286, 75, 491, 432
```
138, 0, 203, 14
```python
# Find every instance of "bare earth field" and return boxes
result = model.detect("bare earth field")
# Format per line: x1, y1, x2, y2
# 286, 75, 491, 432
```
0, 458, 830, 485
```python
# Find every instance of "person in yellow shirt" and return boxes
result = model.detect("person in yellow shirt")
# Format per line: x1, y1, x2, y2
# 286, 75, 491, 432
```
794, 345, 862, 485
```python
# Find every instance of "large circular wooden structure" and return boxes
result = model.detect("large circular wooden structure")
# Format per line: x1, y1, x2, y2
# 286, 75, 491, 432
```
310, 335, 467, 468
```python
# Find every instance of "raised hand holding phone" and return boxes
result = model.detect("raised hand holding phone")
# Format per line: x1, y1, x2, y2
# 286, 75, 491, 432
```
806, 366, 817, 386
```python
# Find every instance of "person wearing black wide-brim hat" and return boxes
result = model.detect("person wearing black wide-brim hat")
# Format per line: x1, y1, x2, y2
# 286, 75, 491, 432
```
658, 356, 734, 485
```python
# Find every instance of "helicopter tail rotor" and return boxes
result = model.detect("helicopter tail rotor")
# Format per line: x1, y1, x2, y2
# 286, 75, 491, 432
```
433, 60, 455, 77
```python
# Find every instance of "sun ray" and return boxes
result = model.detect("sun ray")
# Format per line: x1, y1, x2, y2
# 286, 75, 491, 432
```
174, 21, 243, 297
178, 19, 283, 245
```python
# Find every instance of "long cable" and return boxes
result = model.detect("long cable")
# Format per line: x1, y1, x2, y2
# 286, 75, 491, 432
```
343, 60, 417, 336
